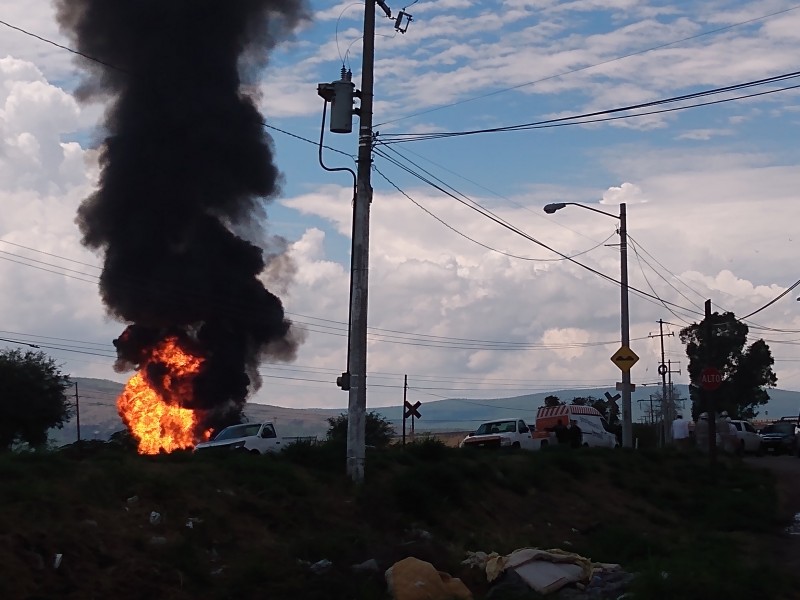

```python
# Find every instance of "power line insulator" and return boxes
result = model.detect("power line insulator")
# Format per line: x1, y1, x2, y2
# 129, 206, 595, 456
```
394, 11, 412, 33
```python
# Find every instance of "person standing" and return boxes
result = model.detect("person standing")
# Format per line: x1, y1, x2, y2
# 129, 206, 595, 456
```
568, 419, 582, 449
547, 419, 569, 445
695, 413, 709, 452
719, 411, 736, 454
716, 411, 734, 454
671, 414, 691, 450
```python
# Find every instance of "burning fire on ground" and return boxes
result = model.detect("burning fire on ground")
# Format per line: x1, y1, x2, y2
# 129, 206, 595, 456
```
117, 336, 210, 454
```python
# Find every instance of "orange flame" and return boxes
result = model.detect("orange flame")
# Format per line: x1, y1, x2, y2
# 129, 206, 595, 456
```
117, 336, 207, 454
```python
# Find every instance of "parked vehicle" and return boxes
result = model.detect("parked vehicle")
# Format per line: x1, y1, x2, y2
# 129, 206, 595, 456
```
194, 422, 284, 455
728, 419, 763, 454
459, 418, 537, 450
534, 405, 619, 448
758, 419, 798, 455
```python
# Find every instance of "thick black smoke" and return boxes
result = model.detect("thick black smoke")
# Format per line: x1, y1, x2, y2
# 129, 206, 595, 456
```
56, 0, 308, 431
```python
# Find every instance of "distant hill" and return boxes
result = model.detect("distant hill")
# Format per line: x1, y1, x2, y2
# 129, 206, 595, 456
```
370, 385, 800, 432
50, 377, 339, 446
49, 378, 800, 444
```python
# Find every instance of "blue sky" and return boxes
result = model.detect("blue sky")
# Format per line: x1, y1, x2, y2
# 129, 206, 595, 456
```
1, 0, 800, 415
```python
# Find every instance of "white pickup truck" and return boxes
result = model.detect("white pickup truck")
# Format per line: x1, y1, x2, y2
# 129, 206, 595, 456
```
459, 418, 544, 450
194, 422, 287, 455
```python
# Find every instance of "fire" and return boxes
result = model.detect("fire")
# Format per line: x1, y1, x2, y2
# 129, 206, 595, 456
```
117, 336, 206, 454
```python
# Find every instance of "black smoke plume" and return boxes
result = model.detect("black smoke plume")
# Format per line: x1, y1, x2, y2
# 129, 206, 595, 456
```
55, 0, 308, 432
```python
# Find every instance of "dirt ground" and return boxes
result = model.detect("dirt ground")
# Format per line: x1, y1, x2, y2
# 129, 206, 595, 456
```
745, 455, 800, 573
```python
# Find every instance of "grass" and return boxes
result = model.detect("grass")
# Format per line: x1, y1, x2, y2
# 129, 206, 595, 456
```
0, 442, 795, 599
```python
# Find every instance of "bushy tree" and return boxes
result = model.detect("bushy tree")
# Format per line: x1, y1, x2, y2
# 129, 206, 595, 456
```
680, 311, 777, 419
326, 411, 395, 448
543, 395, 563, 407
0, 349, 72, 449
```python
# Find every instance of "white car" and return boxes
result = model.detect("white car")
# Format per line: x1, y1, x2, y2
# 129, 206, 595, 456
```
460, 419, 537, 450
728, 419, 763, 454
194, 422, 283, 455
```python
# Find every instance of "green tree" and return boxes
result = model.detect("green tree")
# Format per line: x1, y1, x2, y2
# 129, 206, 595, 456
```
0, 349, 72, 449
680, 312, 777, 419
570, 396, 589, 406
543, 395, 563, 407
326, 411, 396, 448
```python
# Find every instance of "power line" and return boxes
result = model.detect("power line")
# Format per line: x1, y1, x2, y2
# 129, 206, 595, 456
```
2, 239, 672, 352
0, 330, 112, 348
0, 18, 354, 160
374, 145, 704, 317
0, 239, 101, 270
0, 18, 125, 72
1, 325, 659, 391
408, 394, 540, 413
378, 71, 800, 144
0, 254, 99, 285
740, 277, 800, 319
625, 234, 710, 306
262, 122, 354, 159
374, 4, 800, 126
389, 145, 607, 246
372, 162, 617, 262
0, 336, 40, 348
630, 254, 693, 326
627, 237, 700, 324
3, 243, 677, 350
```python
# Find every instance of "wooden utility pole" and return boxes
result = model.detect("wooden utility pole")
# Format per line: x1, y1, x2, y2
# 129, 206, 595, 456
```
657, 320, 674, 443
74, 381, 81, 444
402, 374, 407, 446
345, 0, 378, 483
705, 299, 717, 463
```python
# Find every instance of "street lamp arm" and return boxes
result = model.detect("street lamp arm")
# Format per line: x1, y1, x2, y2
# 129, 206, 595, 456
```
543, 202, 620, 220
542, 200, 632, 449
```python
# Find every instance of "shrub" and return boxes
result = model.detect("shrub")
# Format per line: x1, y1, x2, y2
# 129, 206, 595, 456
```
326, 411, 395, 448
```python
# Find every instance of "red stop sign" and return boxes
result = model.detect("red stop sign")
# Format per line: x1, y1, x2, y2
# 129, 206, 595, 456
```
701, 367, 722, 391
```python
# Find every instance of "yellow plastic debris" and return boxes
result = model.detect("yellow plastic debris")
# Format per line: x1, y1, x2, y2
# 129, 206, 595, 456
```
386, 557, 473, 600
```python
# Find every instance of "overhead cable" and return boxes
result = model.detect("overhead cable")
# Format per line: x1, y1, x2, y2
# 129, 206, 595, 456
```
378, 71, 800, 144
373, 146, 704, 317
374, 4, 800, 126
372, 162, 617, 262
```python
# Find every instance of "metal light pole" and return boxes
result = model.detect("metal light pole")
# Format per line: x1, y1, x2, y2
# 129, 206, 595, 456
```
543, 201, 633, 448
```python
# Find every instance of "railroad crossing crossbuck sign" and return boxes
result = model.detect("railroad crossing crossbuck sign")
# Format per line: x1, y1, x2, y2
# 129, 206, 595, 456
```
610, 345, 639, 373
404, 400, 422, 420
604, 391, 621, 411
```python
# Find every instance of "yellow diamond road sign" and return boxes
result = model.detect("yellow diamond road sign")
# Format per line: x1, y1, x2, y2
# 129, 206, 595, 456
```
610, 345, 639, 373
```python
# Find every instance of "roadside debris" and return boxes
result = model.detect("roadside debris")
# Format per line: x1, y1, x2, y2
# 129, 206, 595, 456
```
53, 553, 63, 569
309, 558, 333, 575
464, 547, 635, 597
786, 513, 800, 535
386, 557, 472, 600
352, 558, 380, 573
149, 511, 161, 525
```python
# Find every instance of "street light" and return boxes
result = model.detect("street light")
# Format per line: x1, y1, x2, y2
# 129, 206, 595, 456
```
543, 201, 633, 448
